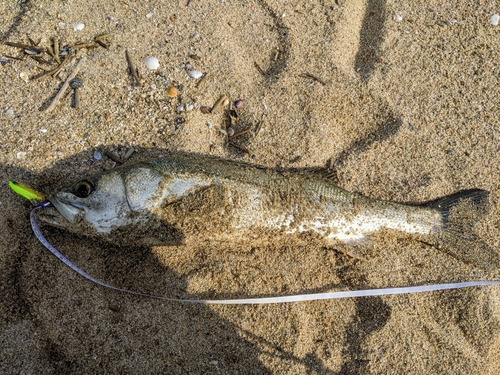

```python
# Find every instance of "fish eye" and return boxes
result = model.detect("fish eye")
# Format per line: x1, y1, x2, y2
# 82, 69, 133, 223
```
74, 181, 94, 198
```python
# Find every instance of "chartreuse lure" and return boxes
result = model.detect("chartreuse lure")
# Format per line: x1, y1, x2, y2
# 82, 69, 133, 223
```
8, 180, 46, 203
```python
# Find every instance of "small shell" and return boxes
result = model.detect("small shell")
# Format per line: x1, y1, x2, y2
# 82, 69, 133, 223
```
176, 105, 185, 112
166, 86, 179, 97
93, 151, 103, 160
146, 56, 160, 70
146, 12, 153, 18
16, 151, 26, 159
234, 99, 244, 109
188, 70, 203, 79
490, 14, 499, 26
19, 72, 29, 83
200, 106, 212, 114
57, 21, 68, 30
5, 109, 14, 115
227, 127, 235, 137
206, 121, 213, 128
185, 103, 194, 112
74, 23, 85, 31
24, 49, 41, 55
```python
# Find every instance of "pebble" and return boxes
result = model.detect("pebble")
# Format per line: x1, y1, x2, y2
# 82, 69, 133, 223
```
185, 103, 194, 112
188, 70, 203, 79
93, 151, 102, 160
74, 23, 85, 31
146, 56, 160, 70
5, 109, 14, 115
176, 105, 185, 112
40, 128, 47, 133
206, 121, 213, 128
490, 14, 499, 26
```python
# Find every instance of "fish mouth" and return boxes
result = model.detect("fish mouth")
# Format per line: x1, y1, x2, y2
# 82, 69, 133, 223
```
48, 195, 84, 222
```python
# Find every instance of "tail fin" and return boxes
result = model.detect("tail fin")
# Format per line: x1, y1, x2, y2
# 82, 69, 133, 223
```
425, 189, 500, 270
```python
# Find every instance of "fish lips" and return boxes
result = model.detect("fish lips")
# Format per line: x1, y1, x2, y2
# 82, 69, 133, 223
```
48, 194, 87, 222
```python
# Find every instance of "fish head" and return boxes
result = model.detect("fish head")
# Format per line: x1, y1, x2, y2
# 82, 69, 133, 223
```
35, 165, 165, 236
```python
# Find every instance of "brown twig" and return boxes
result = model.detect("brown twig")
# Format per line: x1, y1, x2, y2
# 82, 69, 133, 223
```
228, 126, 253, 140
299, 73, 328, 85
95, 33, 112, 41
254, 61, 266, 76
254, 120, 263, 137
74, 43, 100, 50
104, 150, 123, 164
53, 37, 60, 64
95, 40, 108, 49
125, 49, 141, 86
228, 141, 250, 154
33, 50, 73, 80
42, 57, 85, 112
211, 95, 227, 113
4, 41, 45, 51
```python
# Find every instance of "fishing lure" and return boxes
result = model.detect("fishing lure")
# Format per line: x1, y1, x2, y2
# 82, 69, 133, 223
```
8, 180, 46, 203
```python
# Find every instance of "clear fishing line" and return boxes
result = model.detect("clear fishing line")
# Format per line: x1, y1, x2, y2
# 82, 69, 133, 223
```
31, 203, 500, 305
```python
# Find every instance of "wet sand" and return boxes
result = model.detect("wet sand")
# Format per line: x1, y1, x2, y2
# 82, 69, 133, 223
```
1, 0, 500, 373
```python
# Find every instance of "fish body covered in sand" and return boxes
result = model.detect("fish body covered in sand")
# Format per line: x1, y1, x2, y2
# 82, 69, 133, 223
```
36, 156, 499, 269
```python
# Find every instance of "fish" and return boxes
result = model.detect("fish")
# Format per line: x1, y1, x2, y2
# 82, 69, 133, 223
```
35, 155, 499, 270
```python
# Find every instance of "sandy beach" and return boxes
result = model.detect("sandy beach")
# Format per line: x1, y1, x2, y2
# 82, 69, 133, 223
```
1, 0, 500, 373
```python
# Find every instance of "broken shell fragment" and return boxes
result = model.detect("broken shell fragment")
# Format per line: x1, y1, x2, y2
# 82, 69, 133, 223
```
491, 14, 499, 26
200, 106, 212, 114
19, 72, 29, 83
188, 70, 203, 79
24, 49, 41, 55
146, 56, 160, 70
74, 23, 85, 31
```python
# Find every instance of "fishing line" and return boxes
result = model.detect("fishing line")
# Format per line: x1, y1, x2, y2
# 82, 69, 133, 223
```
31, 203, 500, 305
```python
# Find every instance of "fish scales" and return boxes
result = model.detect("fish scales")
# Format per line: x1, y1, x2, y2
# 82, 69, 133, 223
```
34, 156, 499, 269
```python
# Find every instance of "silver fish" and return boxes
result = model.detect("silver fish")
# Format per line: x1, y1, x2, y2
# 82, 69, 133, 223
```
35, 155, 499, 269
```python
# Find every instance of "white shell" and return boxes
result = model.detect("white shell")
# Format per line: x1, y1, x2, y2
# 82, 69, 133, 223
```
16, 151, 26, 159
74, 23, 85, 31
490, 14, 499, 26
188, 70, 203, 79
5, 109, 14, 115
19, 72, 29, 83
146, 56, 160, 70
146, 12, 153, 18
176, 105, 185, 112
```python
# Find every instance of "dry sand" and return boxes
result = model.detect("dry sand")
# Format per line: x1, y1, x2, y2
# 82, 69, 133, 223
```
1, 0, 500, 373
